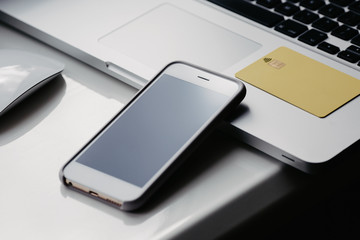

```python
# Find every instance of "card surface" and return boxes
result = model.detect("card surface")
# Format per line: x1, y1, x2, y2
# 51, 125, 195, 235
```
236, 47, 360, 117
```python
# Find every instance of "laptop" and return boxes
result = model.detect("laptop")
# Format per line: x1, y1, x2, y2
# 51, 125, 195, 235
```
0, 0, 359, 173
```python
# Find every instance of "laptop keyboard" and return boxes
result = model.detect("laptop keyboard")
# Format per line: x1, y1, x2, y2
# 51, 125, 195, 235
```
207, 0, 360, 66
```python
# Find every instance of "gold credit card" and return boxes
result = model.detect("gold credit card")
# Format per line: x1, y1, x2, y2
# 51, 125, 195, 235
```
236, 47, 360, 117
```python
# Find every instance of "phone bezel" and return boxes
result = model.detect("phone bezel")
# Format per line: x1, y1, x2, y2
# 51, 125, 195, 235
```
61, 62, 244, 209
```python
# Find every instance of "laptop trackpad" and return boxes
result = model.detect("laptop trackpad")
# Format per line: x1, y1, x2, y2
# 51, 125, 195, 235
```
99, 4, 261, 74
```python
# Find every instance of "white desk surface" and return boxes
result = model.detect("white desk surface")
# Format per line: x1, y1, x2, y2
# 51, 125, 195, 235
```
0, 23, 315, 240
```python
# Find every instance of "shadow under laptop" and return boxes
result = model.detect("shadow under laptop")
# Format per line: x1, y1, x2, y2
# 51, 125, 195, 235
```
220, 140, 360, 240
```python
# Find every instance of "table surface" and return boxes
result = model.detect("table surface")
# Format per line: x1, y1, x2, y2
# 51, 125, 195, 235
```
1, 23, 354, 240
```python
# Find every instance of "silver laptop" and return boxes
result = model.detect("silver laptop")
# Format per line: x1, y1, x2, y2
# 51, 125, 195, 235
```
1, 0, 359, 173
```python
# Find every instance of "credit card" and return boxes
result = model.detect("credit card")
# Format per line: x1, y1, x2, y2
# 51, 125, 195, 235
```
236, 47, 360, 117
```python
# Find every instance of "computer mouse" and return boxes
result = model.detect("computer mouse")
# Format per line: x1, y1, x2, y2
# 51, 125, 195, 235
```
0, 49, 64, 116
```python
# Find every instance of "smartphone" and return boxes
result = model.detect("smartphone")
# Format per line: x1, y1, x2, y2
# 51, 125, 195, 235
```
60, 62, 246, 211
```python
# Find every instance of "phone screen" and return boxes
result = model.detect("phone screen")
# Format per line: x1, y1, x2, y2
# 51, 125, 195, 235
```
75, 74, 229, 187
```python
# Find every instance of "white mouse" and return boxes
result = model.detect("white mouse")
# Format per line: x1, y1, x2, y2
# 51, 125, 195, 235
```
0, 49, 64, 116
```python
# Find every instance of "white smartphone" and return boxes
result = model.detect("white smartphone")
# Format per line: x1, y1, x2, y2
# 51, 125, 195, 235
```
60, 62, 246, 211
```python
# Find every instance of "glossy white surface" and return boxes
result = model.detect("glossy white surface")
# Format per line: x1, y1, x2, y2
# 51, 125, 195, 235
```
0, 24, 301, 239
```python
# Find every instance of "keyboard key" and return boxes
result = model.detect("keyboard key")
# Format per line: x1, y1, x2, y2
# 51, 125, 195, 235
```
294, 10, 319, 24
298, 29, 328, 46
338, 11, 360, 26
207, 0, 284, 27
329, 0, 354, 7
275, 20, 308, 37
257, 0, 281, 8
275, 2, 300, 16
349, 2, 360, 14
300, 0, 325, 10
350, 34, 360, 46
312, 17, 339, 32
338, 50, 360, 63
319, 4, 345, 18
332, 25, 359, 40
347, 45, 360, 55
317, 42, 340, 54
